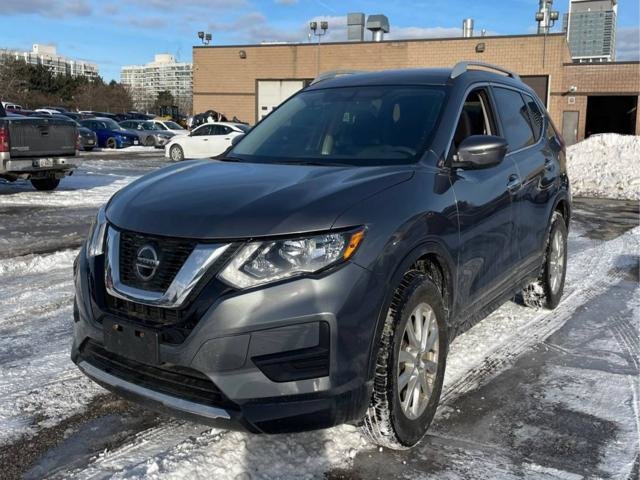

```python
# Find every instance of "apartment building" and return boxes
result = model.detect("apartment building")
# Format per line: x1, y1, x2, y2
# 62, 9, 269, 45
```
121, 54, 192, 112
0, 44, 98, 78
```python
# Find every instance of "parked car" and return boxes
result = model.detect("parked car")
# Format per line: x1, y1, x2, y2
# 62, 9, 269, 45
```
0, 101, 79, 190
49, 115, 97, 151
151, 119, 187, 135
119, 120, 174, 148
35, 108, 63, 116
73, 63, 570, 449
165, 122, 249, 160
79, 117, 139, 149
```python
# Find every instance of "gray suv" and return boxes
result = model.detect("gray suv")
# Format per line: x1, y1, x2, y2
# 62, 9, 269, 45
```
73, 63, 570, 449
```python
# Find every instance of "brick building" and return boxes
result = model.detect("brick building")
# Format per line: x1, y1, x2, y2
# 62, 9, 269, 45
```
193, 33, 639, 144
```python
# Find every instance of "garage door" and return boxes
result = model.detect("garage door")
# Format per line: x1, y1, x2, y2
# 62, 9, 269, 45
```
257, 80, 305, 120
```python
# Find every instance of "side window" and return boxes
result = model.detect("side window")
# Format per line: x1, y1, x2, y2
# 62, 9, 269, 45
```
155, 122, 167, 130
452, 88, 496, 151
210, 125, 224, 135
522, 93, 544, 141
192, 125, 210, 136
493, 87, 535, 152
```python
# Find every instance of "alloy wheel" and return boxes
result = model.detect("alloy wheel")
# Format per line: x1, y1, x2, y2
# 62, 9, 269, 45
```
549, 228, 565, 294
397, 302, 439, 420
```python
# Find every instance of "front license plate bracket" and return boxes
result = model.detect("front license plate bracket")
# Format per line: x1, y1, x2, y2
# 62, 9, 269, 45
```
103, 318, 159, 364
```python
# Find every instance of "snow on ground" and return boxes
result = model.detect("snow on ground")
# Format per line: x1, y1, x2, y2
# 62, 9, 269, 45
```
567, 133, 640, 200
0, 249, 105, 443
0, 169, 135, 208
47, 226, 639, 479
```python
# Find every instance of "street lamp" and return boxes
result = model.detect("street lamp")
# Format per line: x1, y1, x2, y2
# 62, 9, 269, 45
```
310, 21, 329, 76
535, 1, 560, 67
197, 31, 212, 45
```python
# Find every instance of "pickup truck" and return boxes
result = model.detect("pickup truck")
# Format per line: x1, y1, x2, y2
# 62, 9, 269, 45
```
0, 102, 80, 190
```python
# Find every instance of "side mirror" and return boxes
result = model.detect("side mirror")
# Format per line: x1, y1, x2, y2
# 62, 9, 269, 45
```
231, 134, 245, 146
453, 135, 508, 169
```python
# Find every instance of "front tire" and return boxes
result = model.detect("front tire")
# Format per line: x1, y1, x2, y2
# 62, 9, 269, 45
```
105, 137, 117, 149
361, 272, 448, 450
170, 145, 184, 161
144, 136, 155, 147
31, 178, 60, 191
523, 211, 568, 309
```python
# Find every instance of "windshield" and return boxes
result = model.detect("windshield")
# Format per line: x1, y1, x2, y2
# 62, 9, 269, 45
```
164, 121, 184, 130
137, 121, 156, 131
232, 85, 445, 166
101, 119, 123, 130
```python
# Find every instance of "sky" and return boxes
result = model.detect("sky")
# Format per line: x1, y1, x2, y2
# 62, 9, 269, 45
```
0, 0, 638, 82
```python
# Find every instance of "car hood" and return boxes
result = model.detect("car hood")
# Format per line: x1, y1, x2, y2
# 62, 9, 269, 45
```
106, 160, 415, 239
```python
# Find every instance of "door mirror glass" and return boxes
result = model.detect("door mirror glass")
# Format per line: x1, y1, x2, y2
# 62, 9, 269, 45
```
454, 135, 507, 169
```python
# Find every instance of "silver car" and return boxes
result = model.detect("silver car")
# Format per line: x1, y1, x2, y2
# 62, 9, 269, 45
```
119, 120, 175, 148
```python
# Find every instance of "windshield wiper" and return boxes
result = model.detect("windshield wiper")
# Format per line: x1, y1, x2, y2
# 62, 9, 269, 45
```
216, 155, 243, 162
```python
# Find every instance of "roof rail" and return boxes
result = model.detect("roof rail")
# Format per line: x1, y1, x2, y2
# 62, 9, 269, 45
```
310, 70, 365, 85
450, 61, 520, 80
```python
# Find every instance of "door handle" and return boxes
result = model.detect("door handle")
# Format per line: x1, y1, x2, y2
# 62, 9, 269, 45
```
507, 174, 522, 193
224, 137, 230, 140
203, 138, 208, 141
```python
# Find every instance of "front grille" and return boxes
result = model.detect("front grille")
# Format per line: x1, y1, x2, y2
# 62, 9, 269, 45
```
119, 230, 196, 293
80, 340, 235, 409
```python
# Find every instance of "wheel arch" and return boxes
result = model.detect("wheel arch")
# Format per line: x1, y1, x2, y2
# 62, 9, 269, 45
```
366, 240, 456, 382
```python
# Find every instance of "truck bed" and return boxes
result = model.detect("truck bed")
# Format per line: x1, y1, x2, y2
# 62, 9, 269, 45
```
4, 116, 77, 158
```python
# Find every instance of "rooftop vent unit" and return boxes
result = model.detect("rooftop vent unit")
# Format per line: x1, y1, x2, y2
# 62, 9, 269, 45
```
366, 14, 390, 42
347, 13, 366, 42
462, 18, 474, 37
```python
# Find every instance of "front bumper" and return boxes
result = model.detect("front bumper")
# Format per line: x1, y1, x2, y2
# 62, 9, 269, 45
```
72, 246, 384, 433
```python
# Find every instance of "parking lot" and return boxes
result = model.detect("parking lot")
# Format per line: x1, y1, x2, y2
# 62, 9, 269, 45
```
0, 149, 637, 479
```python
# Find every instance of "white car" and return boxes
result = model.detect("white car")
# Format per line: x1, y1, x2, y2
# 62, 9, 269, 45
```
165, 122, 249, 161
152, 120, 188, 136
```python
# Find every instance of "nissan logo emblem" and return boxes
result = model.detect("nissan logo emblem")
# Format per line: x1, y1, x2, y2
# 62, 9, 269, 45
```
135, 244, 160, 281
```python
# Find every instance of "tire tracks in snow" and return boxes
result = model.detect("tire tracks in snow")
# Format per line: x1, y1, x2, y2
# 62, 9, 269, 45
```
441, 226, 636, 405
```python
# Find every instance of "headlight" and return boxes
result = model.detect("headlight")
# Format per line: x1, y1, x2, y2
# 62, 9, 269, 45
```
219, 228, 365, 289
87, 206, 107, 257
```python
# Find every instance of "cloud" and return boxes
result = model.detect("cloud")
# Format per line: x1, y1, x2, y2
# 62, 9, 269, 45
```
275, 0, 298, 4
128, 17, 167, 29
0, 0, 91, 16
616, 26, 640, 61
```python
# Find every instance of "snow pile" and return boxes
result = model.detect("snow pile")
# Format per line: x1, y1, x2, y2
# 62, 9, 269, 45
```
567, 133, 640, 200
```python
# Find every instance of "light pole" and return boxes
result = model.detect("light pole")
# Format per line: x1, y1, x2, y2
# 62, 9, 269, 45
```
535, 1, 560, 67
197, 31, 212, 46
310, 21, 328, 76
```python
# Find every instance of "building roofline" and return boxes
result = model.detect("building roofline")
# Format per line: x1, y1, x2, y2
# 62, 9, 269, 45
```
563, 60, 639, 66
193, 32, 566, 50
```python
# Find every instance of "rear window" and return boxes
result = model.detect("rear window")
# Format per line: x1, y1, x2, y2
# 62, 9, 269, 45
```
522, 93, 544, 141
232, 85, 446, 166
493, 87, 535, 152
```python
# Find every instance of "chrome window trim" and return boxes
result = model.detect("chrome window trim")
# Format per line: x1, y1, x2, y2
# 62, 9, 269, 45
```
104, 227, 230, 309
78, 361, 231, 420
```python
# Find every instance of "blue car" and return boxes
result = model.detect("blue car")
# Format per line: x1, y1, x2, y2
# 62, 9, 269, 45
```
79, 117, 139, 149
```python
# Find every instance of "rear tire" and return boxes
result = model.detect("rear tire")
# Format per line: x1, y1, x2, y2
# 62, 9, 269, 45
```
84, 147, 94, 152
31, 178, 60, 191
105, 137, 117, 149
361, 271, 448, 450
523, 211, 568, 310
170, 145, 184, 161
